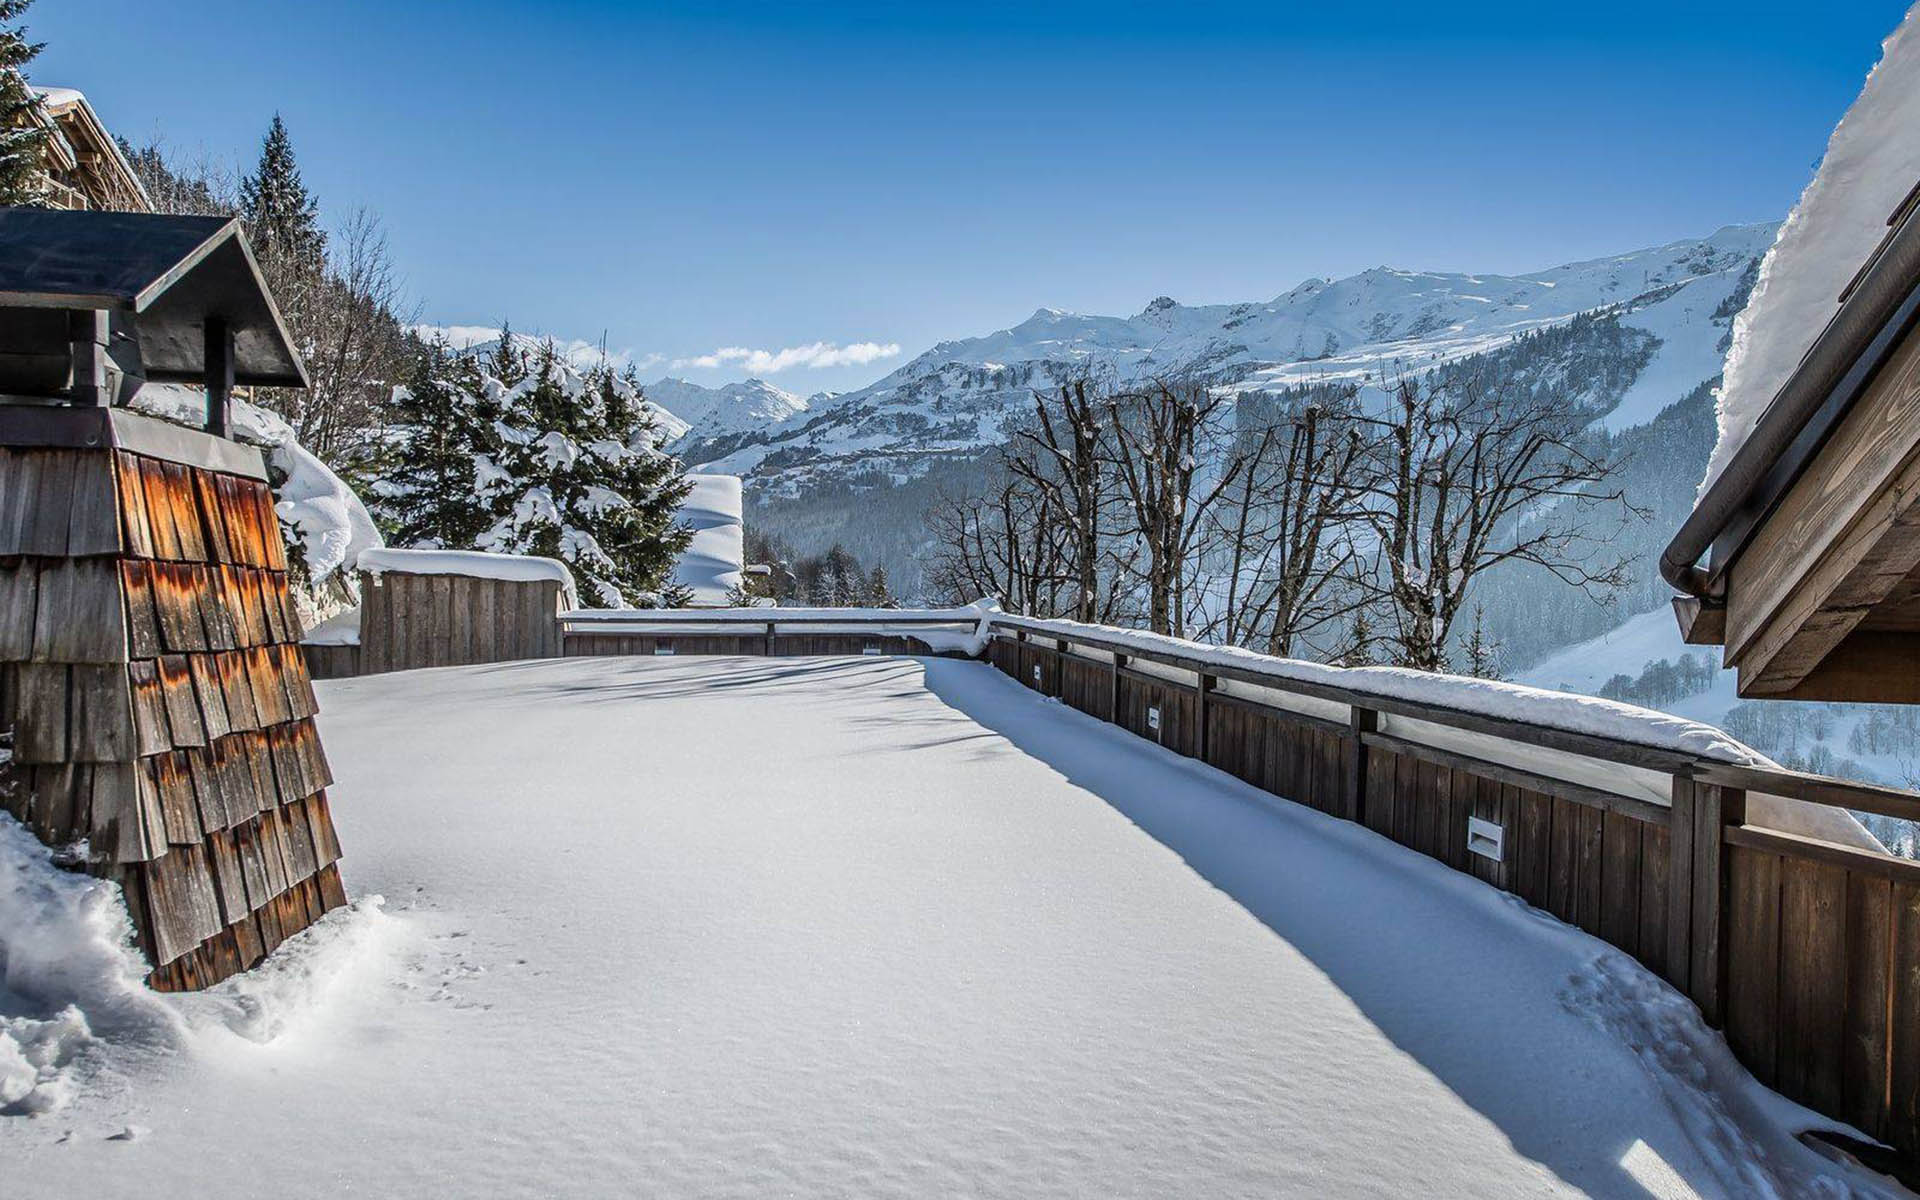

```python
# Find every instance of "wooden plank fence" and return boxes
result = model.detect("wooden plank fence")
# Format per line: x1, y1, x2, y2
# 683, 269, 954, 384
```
984, 617, 1920, 1167
304, 570, 567, 678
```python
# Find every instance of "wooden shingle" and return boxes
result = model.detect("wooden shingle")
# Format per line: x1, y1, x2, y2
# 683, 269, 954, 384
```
0, 449, 37, 556
157, 655, 206, 747
65, 451, 123, 558
186, 653, 231, 740
23, 450, 75, 557
216, 651, 260, 732
192, 470, 232, 563
0, 559, 38, 660
113, 451, 154, 559
66, 663, 135, 762
31, 558, 128, 663
148, 753, 203, 844
119, 561, 163, 659
128, 658, 171, 758
11, 662, 68, 763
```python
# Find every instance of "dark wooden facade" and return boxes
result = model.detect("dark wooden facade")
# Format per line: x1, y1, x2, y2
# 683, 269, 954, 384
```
986, 623, 1920, 1164
0, 413, 345, 991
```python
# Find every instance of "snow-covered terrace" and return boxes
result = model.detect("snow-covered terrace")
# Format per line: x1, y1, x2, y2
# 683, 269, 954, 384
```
3, 653, 1888, 1195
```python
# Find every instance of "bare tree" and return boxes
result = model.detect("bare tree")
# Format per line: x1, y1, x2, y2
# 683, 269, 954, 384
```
288, 208, 417, 468
1194, 392, 1369, 656
1008, 378, 1112, 622
1103, 378, 1247, 636
925, 475, 1072, 614
1355, 376, 1640, 671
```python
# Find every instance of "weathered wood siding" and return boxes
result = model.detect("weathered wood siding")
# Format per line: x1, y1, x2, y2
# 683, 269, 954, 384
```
0, 442, 346, 991
357, 571, 564, 674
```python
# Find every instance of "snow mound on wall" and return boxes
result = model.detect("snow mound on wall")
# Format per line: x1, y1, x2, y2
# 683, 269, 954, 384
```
1704, 4, 1920, 492
0, 815, 397, 1114
131, 384, 385, 583
670, 473, 745, 605
358, 547, 579, 608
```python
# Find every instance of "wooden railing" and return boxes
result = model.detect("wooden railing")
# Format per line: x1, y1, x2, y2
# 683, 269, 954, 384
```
980, 613, 1920, 1165
558, 606, 987, 658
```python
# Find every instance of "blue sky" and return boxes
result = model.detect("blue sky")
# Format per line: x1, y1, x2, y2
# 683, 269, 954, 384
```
30, 1, 1913, 394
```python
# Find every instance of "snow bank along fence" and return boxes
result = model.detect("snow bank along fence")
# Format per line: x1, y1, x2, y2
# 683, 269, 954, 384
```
0, 408, 347, 992
983, 614, 1920, 1166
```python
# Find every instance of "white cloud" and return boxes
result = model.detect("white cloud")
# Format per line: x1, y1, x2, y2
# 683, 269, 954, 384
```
670, 341, 902, 374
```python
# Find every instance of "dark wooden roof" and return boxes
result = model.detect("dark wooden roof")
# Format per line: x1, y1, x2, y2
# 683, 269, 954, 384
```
0, 208, 307, 388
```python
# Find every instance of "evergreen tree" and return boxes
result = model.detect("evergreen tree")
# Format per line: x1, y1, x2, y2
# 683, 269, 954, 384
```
1339, 610, 1375, 668
862, 565, 895, 608
489, 321, 528, 387
1464, 603, 1501, 680
374, 340, 501, 549
240, 115, 324, 267
0, 1, 49, 205
477, 341, 692, 605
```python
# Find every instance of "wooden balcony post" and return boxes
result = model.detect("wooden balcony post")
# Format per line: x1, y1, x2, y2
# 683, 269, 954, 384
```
204, 316, 234, 437
1110, 652, 1126, 725
1683, 778, 1746, 1026
1347, 706, 1377, 824
1196, 672, 1215, 762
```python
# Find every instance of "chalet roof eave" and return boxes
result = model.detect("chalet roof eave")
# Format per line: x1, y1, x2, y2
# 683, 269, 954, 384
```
1660, 195, 1920, 608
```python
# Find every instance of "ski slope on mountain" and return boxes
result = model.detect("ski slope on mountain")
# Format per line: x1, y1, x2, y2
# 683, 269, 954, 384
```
0, 656, 1890, 1198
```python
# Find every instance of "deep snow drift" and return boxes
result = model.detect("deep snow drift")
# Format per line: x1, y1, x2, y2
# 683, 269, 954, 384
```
0, 657, 1894, 1197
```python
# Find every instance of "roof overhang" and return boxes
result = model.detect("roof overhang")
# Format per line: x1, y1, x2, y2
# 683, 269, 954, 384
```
1660, 189, 1920, 700
0, 208, 309, 388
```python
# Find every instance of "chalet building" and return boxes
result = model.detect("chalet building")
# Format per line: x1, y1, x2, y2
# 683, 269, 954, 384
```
29, 85, 150, 213
1664, 186, 1920, 702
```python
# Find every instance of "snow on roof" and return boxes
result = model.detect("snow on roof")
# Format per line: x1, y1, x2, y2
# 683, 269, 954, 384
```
29, 85, 85, 110
357, 548, 579, 608
670, 473, 745, 606
1703, 6, 1920, 493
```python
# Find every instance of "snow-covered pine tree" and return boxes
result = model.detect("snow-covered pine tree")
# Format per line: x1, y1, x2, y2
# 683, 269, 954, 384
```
478, 341, 692, 606
0, 1, 49, 205
488, 322, 528, 387
375, 339, 501, 549
863, 565, 896, 608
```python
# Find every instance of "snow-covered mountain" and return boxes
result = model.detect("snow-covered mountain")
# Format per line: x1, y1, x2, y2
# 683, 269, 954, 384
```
690, 223, 1773, 494
643, 377, 809, 447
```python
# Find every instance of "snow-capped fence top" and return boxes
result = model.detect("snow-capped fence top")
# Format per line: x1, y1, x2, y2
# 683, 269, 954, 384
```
985, 613, 1767, 770
358, 547, 579, 609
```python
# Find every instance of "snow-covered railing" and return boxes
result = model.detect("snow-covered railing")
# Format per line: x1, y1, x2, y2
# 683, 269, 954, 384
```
559, 603, 995, 657
979, 612, 1920, 1167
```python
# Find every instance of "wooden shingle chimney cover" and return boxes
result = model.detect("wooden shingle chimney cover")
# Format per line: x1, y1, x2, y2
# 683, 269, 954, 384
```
0, 208, 346, 990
